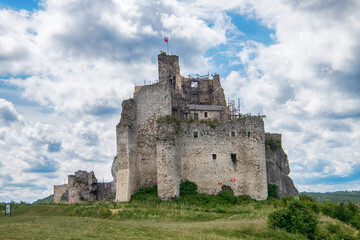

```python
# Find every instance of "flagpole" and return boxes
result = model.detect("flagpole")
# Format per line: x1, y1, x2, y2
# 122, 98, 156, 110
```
164, 37, 169, 54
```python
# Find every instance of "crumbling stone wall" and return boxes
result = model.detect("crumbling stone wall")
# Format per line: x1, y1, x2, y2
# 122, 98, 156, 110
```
115, 99, 137, 202
265, 133, 299, 197
114, 53, 298, 202
115, 80, 172, 202
53, 170, 115, 203
67, 170, 98, 203
158, 54, 182, 89
156, 124, 181, 199
53, 184, 67, 203
156, 116, 268, 200
97, 182, 116, 200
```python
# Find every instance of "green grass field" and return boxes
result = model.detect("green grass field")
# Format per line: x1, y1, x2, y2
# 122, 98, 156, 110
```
1, 203, 307, 240
1, 202, 358, 239
1, 187, 359, 239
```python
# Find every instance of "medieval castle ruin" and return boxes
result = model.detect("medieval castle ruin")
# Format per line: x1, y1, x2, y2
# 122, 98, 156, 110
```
54, 54, 298, 203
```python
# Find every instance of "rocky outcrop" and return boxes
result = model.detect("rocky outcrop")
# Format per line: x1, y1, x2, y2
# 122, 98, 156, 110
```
265, 133, 299, 197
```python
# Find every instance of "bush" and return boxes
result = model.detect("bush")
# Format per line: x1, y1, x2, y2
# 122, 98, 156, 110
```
180, 180, 197, 195
130, 185, 161, 203
268, 184, 279, 199
332, 202, 355, 223
350, 213, 360, 230
268, 201, 318, 239
217, 190, 237, 204
321, 202, 357, 224
237, 195, 255, 203
299, 194, 317, 202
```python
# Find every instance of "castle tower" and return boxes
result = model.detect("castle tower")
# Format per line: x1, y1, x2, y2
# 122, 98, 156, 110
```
158, 54, 182, 90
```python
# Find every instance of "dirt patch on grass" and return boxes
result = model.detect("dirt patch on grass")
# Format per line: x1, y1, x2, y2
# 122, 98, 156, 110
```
110, 209, 122, 215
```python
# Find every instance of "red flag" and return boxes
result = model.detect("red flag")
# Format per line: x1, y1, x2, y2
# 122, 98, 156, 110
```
164, 37, 168, 43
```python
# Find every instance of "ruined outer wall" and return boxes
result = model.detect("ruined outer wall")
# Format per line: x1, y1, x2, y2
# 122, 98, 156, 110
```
116, 99, 137, 202
116, 125, 137, 201
157, 117, 268, 200
53, 184, 67, 203
156, 124, 181, 199
133, 82, 172, 188
116, 82, 172, 201
212, 74, 226, 107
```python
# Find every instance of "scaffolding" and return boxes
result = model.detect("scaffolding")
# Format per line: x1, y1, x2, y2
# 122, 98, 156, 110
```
227, 99, 240, 119
187, 73, 210, 79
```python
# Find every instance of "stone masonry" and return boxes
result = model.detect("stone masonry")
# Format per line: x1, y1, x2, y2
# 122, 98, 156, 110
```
54, 170, 115, 203
115, 54, 298, 201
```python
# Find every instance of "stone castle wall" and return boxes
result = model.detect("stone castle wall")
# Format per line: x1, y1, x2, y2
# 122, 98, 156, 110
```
53, 184, 67, 203
156, 116, 268, 200
113, 53, 298, 202
116, 81, 172, 201
54, 170, 115, 203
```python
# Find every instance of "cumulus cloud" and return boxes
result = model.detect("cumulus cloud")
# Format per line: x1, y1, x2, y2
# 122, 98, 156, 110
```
0, 0, 359, 201
0, 98, 23, 125
219, 0, 360, 189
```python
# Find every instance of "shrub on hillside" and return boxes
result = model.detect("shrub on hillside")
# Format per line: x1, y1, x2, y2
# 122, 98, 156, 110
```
180, 180, 197, 195
299, 194, 317, 202
267, 184, 279, 199
268, 201, 318, 239
217, 190, 237, 204
130, 185, 161, 203
321, 202, 357, 224
237, 195, 255, 203
332, 202, 355, 223
299, 195, 321, 214
350, 213, 360, 230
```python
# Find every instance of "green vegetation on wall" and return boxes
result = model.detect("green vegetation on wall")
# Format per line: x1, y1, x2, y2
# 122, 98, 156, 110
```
265, 139, 281, 151
268, 184, 279, 199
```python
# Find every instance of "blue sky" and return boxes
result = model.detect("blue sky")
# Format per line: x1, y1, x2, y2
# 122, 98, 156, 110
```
0, 0, 360, 202
0, 0, 40, 11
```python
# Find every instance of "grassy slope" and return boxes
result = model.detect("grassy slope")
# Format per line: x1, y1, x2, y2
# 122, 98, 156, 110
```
32, 194, 54, 205
302, 191, 360, 203
1, 187, 359, 240
1, 203, 307, 240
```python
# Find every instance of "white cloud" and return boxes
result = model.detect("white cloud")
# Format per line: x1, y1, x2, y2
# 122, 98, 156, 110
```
0, 98, 23, 126
0, 0, 359, 201
222, 0, 360, 190
0, 0, 231, 202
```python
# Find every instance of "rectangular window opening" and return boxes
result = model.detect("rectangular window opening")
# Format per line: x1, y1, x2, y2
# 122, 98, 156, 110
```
212, 154, 216, 160
231, 131, 235, 137
231, 153, 237, 164
204, 112, 208, 118
248, 132, 251, 137
193, 131, 198, 138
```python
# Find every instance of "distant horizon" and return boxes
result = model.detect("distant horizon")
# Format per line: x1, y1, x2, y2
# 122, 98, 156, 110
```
1, 0, 360, 202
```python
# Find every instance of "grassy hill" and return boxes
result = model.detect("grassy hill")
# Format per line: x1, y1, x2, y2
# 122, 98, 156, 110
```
302, 191, 360, 203
32, 194, 54, 205
1, 186, 359, 239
